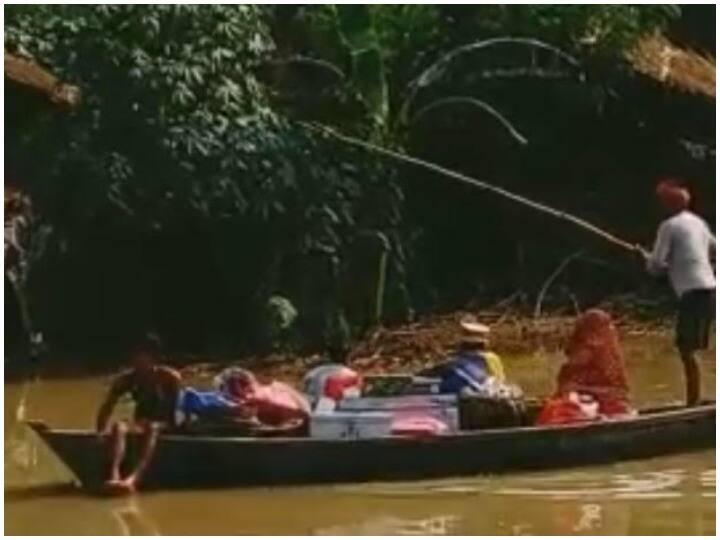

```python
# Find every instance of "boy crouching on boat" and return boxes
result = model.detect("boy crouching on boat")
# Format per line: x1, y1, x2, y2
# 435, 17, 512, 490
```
95, 333, 181, 494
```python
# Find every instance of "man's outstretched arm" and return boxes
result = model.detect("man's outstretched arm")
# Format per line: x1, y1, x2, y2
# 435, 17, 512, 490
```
645, 223, 672, 276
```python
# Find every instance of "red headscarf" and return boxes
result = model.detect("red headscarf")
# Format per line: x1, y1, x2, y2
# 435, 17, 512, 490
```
557, 309, 630, 413
655, 179, 690, 214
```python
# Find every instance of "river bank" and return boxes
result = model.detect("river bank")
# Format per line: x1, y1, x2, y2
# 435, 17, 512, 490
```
7, 306, 690, 385
230, 309, 678, 382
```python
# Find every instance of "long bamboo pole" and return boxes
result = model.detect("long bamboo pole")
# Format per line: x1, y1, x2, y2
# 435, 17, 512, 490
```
304, 122, 637, 253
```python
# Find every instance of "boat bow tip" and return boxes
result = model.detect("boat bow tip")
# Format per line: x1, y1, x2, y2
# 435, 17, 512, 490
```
25, 420, 49, 434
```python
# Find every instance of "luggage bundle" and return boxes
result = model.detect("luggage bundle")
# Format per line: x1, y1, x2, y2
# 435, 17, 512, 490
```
458, 393, 527, 430
304, 367, 459, 439
456, 376, 527, 429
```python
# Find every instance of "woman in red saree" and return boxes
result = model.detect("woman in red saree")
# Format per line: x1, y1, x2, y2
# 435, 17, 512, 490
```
538, 309, 634, 425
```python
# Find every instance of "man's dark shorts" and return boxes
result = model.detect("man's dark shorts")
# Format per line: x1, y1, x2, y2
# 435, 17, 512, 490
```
677, 288, 715, 352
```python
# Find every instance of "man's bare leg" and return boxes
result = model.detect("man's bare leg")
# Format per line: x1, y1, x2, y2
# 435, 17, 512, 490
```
107, 421, 128, 484
680, 349, 701, 406
115, 422, 160, 493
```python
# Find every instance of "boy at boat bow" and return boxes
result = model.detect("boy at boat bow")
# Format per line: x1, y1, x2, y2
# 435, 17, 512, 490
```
95, 333, 181, 494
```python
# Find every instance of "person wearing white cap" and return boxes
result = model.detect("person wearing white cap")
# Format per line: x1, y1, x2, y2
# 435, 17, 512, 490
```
422, 317, 506, 394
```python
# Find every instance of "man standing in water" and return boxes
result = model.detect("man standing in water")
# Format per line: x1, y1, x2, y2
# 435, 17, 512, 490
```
637, 180, 715, 406
96, 334, 181, 494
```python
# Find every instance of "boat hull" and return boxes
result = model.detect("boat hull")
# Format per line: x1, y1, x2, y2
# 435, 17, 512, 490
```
28, 403, 715, 491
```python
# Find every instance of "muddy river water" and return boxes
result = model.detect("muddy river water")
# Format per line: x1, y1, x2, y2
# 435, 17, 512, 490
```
4, 335, 716, 535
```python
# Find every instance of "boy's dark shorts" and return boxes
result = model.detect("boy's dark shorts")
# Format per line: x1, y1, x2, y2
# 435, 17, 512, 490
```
677, 288, 715, 352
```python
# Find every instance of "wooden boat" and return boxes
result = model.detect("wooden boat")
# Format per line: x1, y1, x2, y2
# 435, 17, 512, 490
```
27, 402, 715, 491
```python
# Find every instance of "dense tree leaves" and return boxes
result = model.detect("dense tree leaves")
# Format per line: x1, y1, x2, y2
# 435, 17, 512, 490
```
6, 5, 405, 353
6, 5, 277, 225
271, 5, 680, 125
6, 5, 699, 358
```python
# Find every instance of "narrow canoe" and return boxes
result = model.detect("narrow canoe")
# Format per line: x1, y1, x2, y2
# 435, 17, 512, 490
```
27, 402, 715, 491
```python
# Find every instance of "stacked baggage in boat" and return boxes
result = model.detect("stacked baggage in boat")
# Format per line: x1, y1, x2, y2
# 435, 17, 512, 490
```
305, 367, 457, 439
338, 393, 459, 435
305, 366, 527, 438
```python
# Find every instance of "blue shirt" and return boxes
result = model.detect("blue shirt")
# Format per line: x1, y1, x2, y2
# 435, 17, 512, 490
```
438, 352, 490, 394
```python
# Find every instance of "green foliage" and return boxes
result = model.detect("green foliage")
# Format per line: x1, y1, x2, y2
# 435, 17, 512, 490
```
270, 5, 680, 137
6, 5, 277, 227
334, 5, 389, 131
4, 4, 692, 358
431, 5, 681, 57
5, 5, 406, 353
5, 4, 399, 246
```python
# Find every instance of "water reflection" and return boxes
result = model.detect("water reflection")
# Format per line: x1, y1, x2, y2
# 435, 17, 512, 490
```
110, 497, 161, 536
322, 457, 714, 535
4, 483, 77, 503
574, 503, 603, 532
493, 468, 709, 500
6, 382, 40, 474
4, 456, 715, 535
314, 514, 460, 535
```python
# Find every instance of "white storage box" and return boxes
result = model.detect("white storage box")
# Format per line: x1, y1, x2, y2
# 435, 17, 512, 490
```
337, 395, 459, 432
310, 411, 393, 440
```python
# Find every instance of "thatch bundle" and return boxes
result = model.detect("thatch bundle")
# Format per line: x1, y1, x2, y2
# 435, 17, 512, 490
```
5, 51, 81, 108
629, 35, 715, 100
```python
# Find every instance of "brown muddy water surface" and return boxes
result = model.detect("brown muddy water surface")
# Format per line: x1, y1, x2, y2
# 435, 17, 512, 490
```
5, 334, 716, 535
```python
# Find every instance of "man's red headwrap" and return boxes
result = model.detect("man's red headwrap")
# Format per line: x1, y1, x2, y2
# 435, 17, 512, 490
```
655, 179, 690, 213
